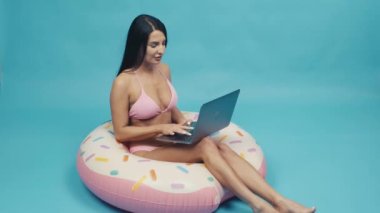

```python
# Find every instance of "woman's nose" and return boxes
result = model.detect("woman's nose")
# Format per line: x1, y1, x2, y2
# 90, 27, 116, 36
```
158, 45, 165, 54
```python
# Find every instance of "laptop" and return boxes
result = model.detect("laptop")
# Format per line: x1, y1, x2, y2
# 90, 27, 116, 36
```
156, 89, 240, 144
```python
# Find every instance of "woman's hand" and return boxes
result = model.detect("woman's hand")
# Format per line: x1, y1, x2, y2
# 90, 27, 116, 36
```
177, 118, 193, 126
158, 123, 193, 136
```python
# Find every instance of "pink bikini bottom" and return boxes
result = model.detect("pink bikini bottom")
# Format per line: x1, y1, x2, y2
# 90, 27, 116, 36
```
129, 143, 161, 153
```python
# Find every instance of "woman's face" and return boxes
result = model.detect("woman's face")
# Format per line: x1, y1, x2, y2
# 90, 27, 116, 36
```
144, 30, 166, 65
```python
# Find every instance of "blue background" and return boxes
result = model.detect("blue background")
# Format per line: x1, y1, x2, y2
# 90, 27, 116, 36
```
1, 0, 379, 212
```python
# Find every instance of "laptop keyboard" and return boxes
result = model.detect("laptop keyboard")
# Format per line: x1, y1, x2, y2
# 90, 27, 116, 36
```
171, 133, 192, 141
165, 122, 196, 142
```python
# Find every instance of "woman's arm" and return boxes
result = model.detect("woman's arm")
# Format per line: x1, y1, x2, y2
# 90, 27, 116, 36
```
171, 107, 188, 124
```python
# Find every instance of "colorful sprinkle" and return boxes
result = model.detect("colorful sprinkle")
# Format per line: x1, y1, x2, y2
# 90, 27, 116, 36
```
132, 176, 147, 192
80, 151, 85, 156
123, 155, 129, 162
248, 148, 256, 152
171, 183, 185, 189
176, 165, 189, 173
239, 152, 245, 159
95, 157, 109, 162
218, 135, 228, 143
104, 123, 112, 129
138, 159, 151, 162
229, 140, 242, 144
85, 153, 95, 162
82, 136, 91, 144
208, 177, 214, 182
110, 170, 118, 176
100, 145, 110, 149
93, 136, 104, 142
108, 130, 114, 135
236, 130, 244, 137
150, 169, 157, 181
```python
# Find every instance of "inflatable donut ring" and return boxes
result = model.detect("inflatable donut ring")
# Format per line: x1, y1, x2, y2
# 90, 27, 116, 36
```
77, 112, 266, 213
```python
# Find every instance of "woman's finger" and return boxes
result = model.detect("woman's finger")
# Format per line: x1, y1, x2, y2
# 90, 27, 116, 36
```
180, 125, 194, 130
176, 129, 191, 135
185, 119, 193, 126
180, 119, 193, 126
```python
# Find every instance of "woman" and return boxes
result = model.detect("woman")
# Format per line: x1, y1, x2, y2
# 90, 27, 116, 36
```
110, 14, 316, 213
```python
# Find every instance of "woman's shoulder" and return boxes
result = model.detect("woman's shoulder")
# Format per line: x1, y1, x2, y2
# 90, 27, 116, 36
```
113, 70, 136, 90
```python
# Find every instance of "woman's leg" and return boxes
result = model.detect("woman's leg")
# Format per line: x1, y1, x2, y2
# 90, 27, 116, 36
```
217, 143, 316, 213
133, 137, 278, 213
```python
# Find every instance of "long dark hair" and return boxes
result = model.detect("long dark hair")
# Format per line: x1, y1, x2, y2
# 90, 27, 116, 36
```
117, 14, 167, 76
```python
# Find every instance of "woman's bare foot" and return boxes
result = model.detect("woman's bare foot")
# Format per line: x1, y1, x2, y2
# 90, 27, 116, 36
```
274, 198, 316, 213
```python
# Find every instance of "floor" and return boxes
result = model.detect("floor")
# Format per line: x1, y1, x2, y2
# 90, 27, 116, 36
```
1, 101, 379, 212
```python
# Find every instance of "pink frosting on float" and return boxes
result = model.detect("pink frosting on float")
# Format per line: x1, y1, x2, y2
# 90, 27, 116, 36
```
77, 154, 267, 212
77, 156, 219, 213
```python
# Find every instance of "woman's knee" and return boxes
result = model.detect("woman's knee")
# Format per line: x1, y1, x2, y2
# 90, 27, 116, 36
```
217, 142, 234, 156
197, 137, 219, 158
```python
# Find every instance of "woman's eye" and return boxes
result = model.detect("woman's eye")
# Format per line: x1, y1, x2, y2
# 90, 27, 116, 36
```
149, 41, 165, 48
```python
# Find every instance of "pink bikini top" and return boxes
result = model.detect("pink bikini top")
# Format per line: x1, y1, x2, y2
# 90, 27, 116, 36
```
129, 71, 178, 120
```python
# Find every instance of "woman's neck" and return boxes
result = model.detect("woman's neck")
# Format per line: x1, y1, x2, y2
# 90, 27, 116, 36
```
139, 62, 159, 73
